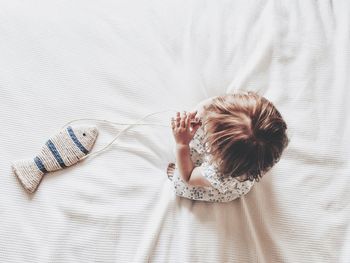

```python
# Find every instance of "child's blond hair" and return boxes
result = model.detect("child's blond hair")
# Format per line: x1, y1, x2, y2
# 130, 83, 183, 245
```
202, 91, 289, 182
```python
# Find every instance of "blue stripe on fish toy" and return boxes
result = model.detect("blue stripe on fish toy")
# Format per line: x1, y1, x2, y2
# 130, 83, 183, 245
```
11, 125, 98, 193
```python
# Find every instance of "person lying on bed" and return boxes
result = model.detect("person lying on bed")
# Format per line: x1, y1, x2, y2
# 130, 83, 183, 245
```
166, 91, 289, 202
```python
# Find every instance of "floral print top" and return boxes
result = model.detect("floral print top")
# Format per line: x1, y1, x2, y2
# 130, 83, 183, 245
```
168, 124, 255, 202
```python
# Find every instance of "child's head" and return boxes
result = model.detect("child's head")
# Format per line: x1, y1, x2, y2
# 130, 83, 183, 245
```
202, 91, 289, 182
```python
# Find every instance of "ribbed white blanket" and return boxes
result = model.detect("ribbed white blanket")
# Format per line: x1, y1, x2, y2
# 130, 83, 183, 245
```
0, 0, 349, 262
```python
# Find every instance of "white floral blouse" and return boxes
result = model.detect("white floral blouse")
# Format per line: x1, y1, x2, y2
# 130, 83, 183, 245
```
168, 124, 255, 202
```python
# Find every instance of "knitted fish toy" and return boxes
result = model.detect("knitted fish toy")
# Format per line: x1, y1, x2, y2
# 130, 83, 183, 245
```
11, 125, 98, 193
11, 109, 181, 194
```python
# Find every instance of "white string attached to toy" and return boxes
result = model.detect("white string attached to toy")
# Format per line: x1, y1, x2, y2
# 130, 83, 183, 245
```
61, 109, 182, 161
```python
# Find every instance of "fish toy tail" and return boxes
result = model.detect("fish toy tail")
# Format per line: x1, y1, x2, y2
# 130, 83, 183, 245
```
11, 159, 45, 193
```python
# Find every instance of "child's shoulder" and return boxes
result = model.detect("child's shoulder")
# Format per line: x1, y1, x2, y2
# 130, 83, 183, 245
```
200, 159, 255, 194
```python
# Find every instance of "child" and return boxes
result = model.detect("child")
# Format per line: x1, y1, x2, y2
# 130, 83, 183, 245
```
167, 91, 289, 202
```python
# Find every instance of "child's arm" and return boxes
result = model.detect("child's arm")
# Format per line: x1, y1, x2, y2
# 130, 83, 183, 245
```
187, 166, 212, 187
175, 144, 193, 182
172, 111, 212, 187
175, 145, 211, 187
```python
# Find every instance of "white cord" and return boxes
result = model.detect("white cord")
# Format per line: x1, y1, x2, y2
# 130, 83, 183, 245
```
61, 109, 180, 161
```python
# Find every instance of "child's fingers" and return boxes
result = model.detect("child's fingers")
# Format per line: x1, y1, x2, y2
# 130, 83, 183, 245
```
191, 123, 201, 135
176, 112, 180, 121
187, 112, 192, 127
190, 110, 198, 119
176, 112, 181, 127
180, 111, 186, 128
171, 117, 175, 130
185, 111, 190, 128
187, 110, 196, 121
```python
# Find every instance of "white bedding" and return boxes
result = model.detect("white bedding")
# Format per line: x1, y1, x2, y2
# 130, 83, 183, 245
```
1, 0, 349, 262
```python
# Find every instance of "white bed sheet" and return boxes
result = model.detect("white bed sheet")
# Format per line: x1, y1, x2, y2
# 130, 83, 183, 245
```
1, 0, 349, 262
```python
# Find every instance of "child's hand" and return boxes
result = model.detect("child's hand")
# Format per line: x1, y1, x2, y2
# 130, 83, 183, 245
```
171, 111, 202, 146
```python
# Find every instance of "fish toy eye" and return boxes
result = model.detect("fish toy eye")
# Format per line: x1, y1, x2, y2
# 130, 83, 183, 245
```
83, 133, 86, 136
